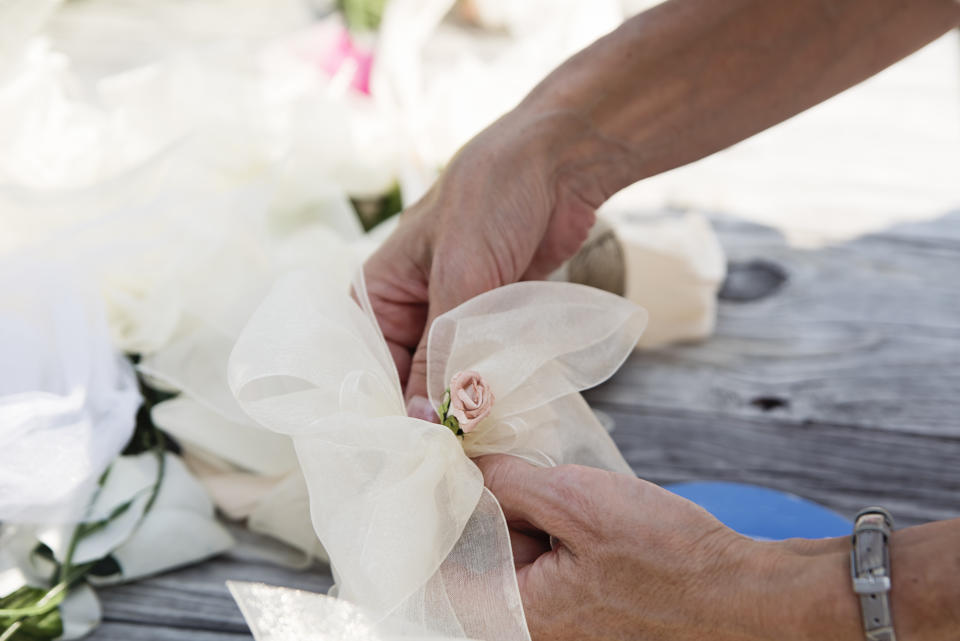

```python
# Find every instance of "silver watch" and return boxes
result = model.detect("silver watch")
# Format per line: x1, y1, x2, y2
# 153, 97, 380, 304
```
851, 507, 896, 641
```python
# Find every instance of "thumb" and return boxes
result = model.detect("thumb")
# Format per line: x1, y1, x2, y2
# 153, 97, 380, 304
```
403, 262, 479, 403
475, 455, 595, 552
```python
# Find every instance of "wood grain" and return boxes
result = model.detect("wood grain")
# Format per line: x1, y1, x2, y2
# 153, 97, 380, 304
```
587, 213, 960, 439
600, 404, 960, 526
85, 622, 252, 641
91, 547, 334, 640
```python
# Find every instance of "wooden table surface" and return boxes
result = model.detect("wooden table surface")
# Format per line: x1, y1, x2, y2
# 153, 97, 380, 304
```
87, 214, 960, 640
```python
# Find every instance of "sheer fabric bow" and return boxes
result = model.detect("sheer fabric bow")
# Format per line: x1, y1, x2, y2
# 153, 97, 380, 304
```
227, 272, 646, 640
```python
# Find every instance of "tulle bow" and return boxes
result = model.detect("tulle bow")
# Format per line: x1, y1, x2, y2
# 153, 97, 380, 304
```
227, 271, 646, 640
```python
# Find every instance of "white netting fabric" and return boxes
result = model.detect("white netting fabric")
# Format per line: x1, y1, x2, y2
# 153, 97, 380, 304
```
0, 260, 140, 524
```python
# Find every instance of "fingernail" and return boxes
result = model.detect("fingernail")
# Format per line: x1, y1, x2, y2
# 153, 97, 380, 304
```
406, 395, 437, 423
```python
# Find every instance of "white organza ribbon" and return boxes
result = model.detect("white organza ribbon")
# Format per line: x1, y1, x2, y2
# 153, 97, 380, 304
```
226, 272, 646, 640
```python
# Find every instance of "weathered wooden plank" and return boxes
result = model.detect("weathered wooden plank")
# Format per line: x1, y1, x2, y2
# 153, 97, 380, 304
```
599, 404, 960, 527
587, 213, 960, 438
90, 551, 333, 639
87, 622, 252, 641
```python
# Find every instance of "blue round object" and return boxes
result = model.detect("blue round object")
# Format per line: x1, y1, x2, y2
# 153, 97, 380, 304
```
664, 481, 851, 540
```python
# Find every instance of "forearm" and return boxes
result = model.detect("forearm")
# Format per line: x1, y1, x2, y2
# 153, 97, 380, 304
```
761, 518, 960, 640
514, 0, 960, 204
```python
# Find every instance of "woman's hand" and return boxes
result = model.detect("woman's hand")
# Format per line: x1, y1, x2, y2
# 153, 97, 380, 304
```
474, 454, 782, 640
362, 0, 960, 416
363, 108, 606, 411
474, 454, 873, 641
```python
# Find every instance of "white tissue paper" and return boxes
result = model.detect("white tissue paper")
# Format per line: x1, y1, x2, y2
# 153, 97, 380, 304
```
225, 273, 646, 640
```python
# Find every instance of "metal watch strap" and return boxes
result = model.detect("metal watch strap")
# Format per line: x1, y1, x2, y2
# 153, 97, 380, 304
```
851, 507, 896, 641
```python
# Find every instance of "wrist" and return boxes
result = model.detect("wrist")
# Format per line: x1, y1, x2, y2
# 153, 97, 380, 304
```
681, 534, 810, 641
753, 539, 861, 641
505, 99, 641, 208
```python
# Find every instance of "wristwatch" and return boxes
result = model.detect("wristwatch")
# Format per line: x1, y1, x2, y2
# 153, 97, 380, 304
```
851, 507, 896, 641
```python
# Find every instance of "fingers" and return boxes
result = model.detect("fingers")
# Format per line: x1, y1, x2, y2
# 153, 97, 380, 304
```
405, 395, 436, 423
386, 340, 412, 388
522, 185, 597, 280
360, 232, 430, 393
402, 270, 468, 402
405, 336, 431, 402
475, 455, 600, 551
404, 250, 505, 401
509, 527, 551, 569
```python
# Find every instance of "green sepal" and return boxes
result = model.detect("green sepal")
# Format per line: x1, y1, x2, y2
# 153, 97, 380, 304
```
438, 389, 451, 419
437, 389, 464, 438
442, 415, 463, 437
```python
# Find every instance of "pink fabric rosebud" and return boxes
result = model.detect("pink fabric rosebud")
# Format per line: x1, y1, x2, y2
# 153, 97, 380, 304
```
447, 371, 493, 434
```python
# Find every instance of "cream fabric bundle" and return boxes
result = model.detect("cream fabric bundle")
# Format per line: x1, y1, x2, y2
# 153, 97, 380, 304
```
611, 212, 725, 349
226, 272, 646, 640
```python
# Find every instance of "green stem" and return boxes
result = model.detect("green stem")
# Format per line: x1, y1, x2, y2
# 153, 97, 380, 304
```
0, 561, 95, 620
0, 620, 22, 641
54, 466, 114, 586
0, 583, 67, 619
142, 433, 166, 517
56, 526, 82, 586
